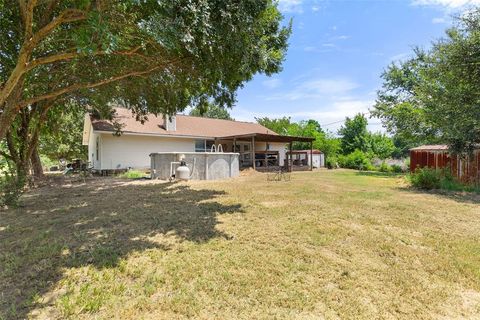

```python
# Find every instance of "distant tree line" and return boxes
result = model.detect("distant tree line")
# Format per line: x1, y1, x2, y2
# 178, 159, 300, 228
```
256, 113, 399, 171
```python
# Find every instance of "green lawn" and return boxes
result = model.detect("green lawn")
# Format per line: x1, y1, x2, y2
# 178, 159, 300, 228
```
1, 170, 480, 319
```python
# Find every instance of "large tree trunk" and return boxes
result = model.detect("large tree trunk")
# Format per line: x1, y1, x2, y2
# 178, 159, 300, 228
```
30, 145, 44, 178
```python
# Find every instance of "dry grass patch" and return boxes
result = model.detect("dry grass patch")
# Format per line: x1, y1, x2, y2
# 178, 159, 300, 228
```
1, 170, 480, 319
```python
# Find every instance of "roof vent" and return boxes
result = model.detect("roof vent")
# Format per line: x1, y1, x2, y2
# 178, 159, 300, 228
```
164, 115, 176, 131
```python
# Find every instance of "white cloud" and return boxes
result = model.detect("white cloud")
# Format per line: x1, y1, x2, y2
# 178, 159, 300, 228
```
390, 52, 410, 62
312, 5, 321, 12
266, 78, 359, 101
231, 99, 382, 133
412, 0, 480, 8
432, 17, 447, 23
262, 78, 282, 89
278, 0, 304, 13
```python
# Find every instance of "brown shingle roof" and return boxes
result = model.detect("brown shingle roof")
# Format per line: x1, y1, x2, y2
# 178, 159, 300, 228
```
91, 108, 277, 138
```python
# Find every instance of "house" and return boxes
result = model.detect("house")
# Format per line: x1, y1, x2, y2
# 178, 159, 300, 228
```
410, 145, 480, 183
82, 108, 315, 172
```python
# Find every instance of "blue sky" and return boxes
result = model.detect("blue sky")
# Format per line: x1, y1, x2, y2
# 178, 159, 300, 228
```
228, 0, 477, 134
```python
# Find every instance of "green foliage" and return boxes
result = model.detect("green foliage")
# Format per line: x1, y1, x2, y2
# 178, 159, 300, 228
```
338, 150, 374, 171
326, 156, 338, 169
368, 132, 395, 160
39, 104, 87, 161
256, 116, 292, 135
118, 170, 146, 179
408, 168, 442, 190
373, 10, 480, 154
0, 166, 26, 207
378, 162, 392, 173
338, 113, 369, 155
189, 104, 233, 120
391, 164, 404, 173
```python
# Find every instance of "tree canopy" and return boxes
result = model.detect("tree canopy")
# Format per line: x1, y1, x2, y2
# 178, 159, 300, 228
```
189, 104, 233, 120
0, 0, 291, 141
338, 113, 369, 154
372, 10, 480, 154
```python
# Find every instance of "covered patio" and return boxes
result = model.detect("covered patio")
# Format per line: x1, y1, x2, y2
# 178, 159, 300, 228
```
217, 133, 315, 172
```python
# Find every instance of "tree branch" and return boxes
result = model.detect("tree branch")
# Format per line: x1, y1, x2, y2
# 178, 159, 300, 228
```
0, 7, 87, 109
20, 65, 164, 108
25, 45, 148, 71
24, 0, 38, 39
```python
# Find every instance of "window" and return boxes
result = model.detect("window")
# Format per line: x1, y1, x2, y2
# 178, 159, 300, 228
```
195, 140, 206, 152
206, 140, 215, 151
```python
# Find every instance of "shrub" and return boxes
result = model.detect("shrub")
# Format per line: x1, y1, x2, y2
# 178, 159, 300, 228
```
408, 167, 442, 190
118, 170, 146, 179
378, 162, 391, 173
391, 164, 404, 173
326, 156, 338, 169
339, 150, 374, 171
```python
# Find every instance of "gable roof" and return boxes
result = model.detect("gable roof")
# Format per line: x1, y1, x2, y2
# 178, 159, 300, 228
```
91, 108, 277, 139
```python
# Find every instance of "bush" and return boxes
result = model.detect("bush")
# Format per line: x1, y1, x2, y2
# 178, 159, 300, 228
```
0, 172, 26, 207
408, 167, 442, 190
338, 150, 374, 171
391, 164, 404, 173
326, 156, 338, 169
378, 162, 391, 173
118, 170, 146, 179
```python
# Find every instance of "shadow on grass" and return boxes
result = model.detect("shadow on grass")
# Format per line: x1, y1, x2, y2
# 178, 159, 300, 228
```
354, 171, 406, 178
0, 179, 243, 319
398, 186, 480, 205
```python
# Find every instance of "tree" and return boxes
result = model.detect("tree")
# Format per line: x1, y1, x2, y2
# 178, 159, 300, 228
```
373, 10, 480, 155
371, 51, 439, 149
256, 116, 292, 135
0, 0, 290, 141
39, 104, 87, 162
338, 113, 369, 154
367, 132, 395, 160
0, 0, 291, 205
189, 104, 233, 120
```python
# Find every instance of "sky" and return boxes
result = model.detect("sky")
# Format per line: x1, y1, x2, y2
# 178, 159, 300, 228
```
227, 0, 479, 134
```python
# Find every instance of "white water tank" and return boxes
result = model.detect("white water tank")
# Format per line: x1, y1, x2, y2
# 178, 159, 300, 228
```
176, 161, 190, 180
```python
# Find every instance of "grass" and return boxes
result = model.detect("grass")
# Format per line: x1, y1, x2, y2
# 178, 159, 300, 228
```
117, 170, 147, 179
1, 170, 480, 319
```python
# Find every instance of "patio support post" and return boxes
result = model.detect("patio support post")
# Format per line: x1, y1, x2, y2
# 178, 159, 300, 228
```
252, 136, 256, 170
310, 141, 313, 171
233, 137, 236, 153
289, 141, 293, 172
266, 141, 269, 169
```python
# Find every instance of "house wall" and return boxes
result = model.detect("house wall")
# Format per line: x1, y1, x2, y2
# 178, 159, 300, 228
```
99, 133, 195, 170
87, 127, 101, 170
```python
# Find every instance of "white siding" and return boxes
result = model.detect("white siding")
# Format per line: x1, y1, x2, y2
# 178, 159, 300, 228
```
87, 127, 101, 170
99, 133, 195, 170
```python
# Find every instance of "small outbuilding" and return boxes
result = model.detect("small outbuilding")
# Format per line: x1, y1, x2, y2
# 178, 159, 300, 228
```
410, 145, 480, 184
286, 150, 325, 170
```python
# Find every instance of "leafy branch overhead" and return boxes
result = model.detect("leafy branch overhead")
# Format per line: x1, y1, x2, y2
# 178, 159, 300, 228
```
372, 9, 480, 154
0, 0, 291, 141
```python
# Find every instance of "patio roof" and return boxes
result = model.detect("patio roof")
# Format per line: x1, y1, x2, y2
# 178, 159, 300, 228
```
218, 133, 314, 143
